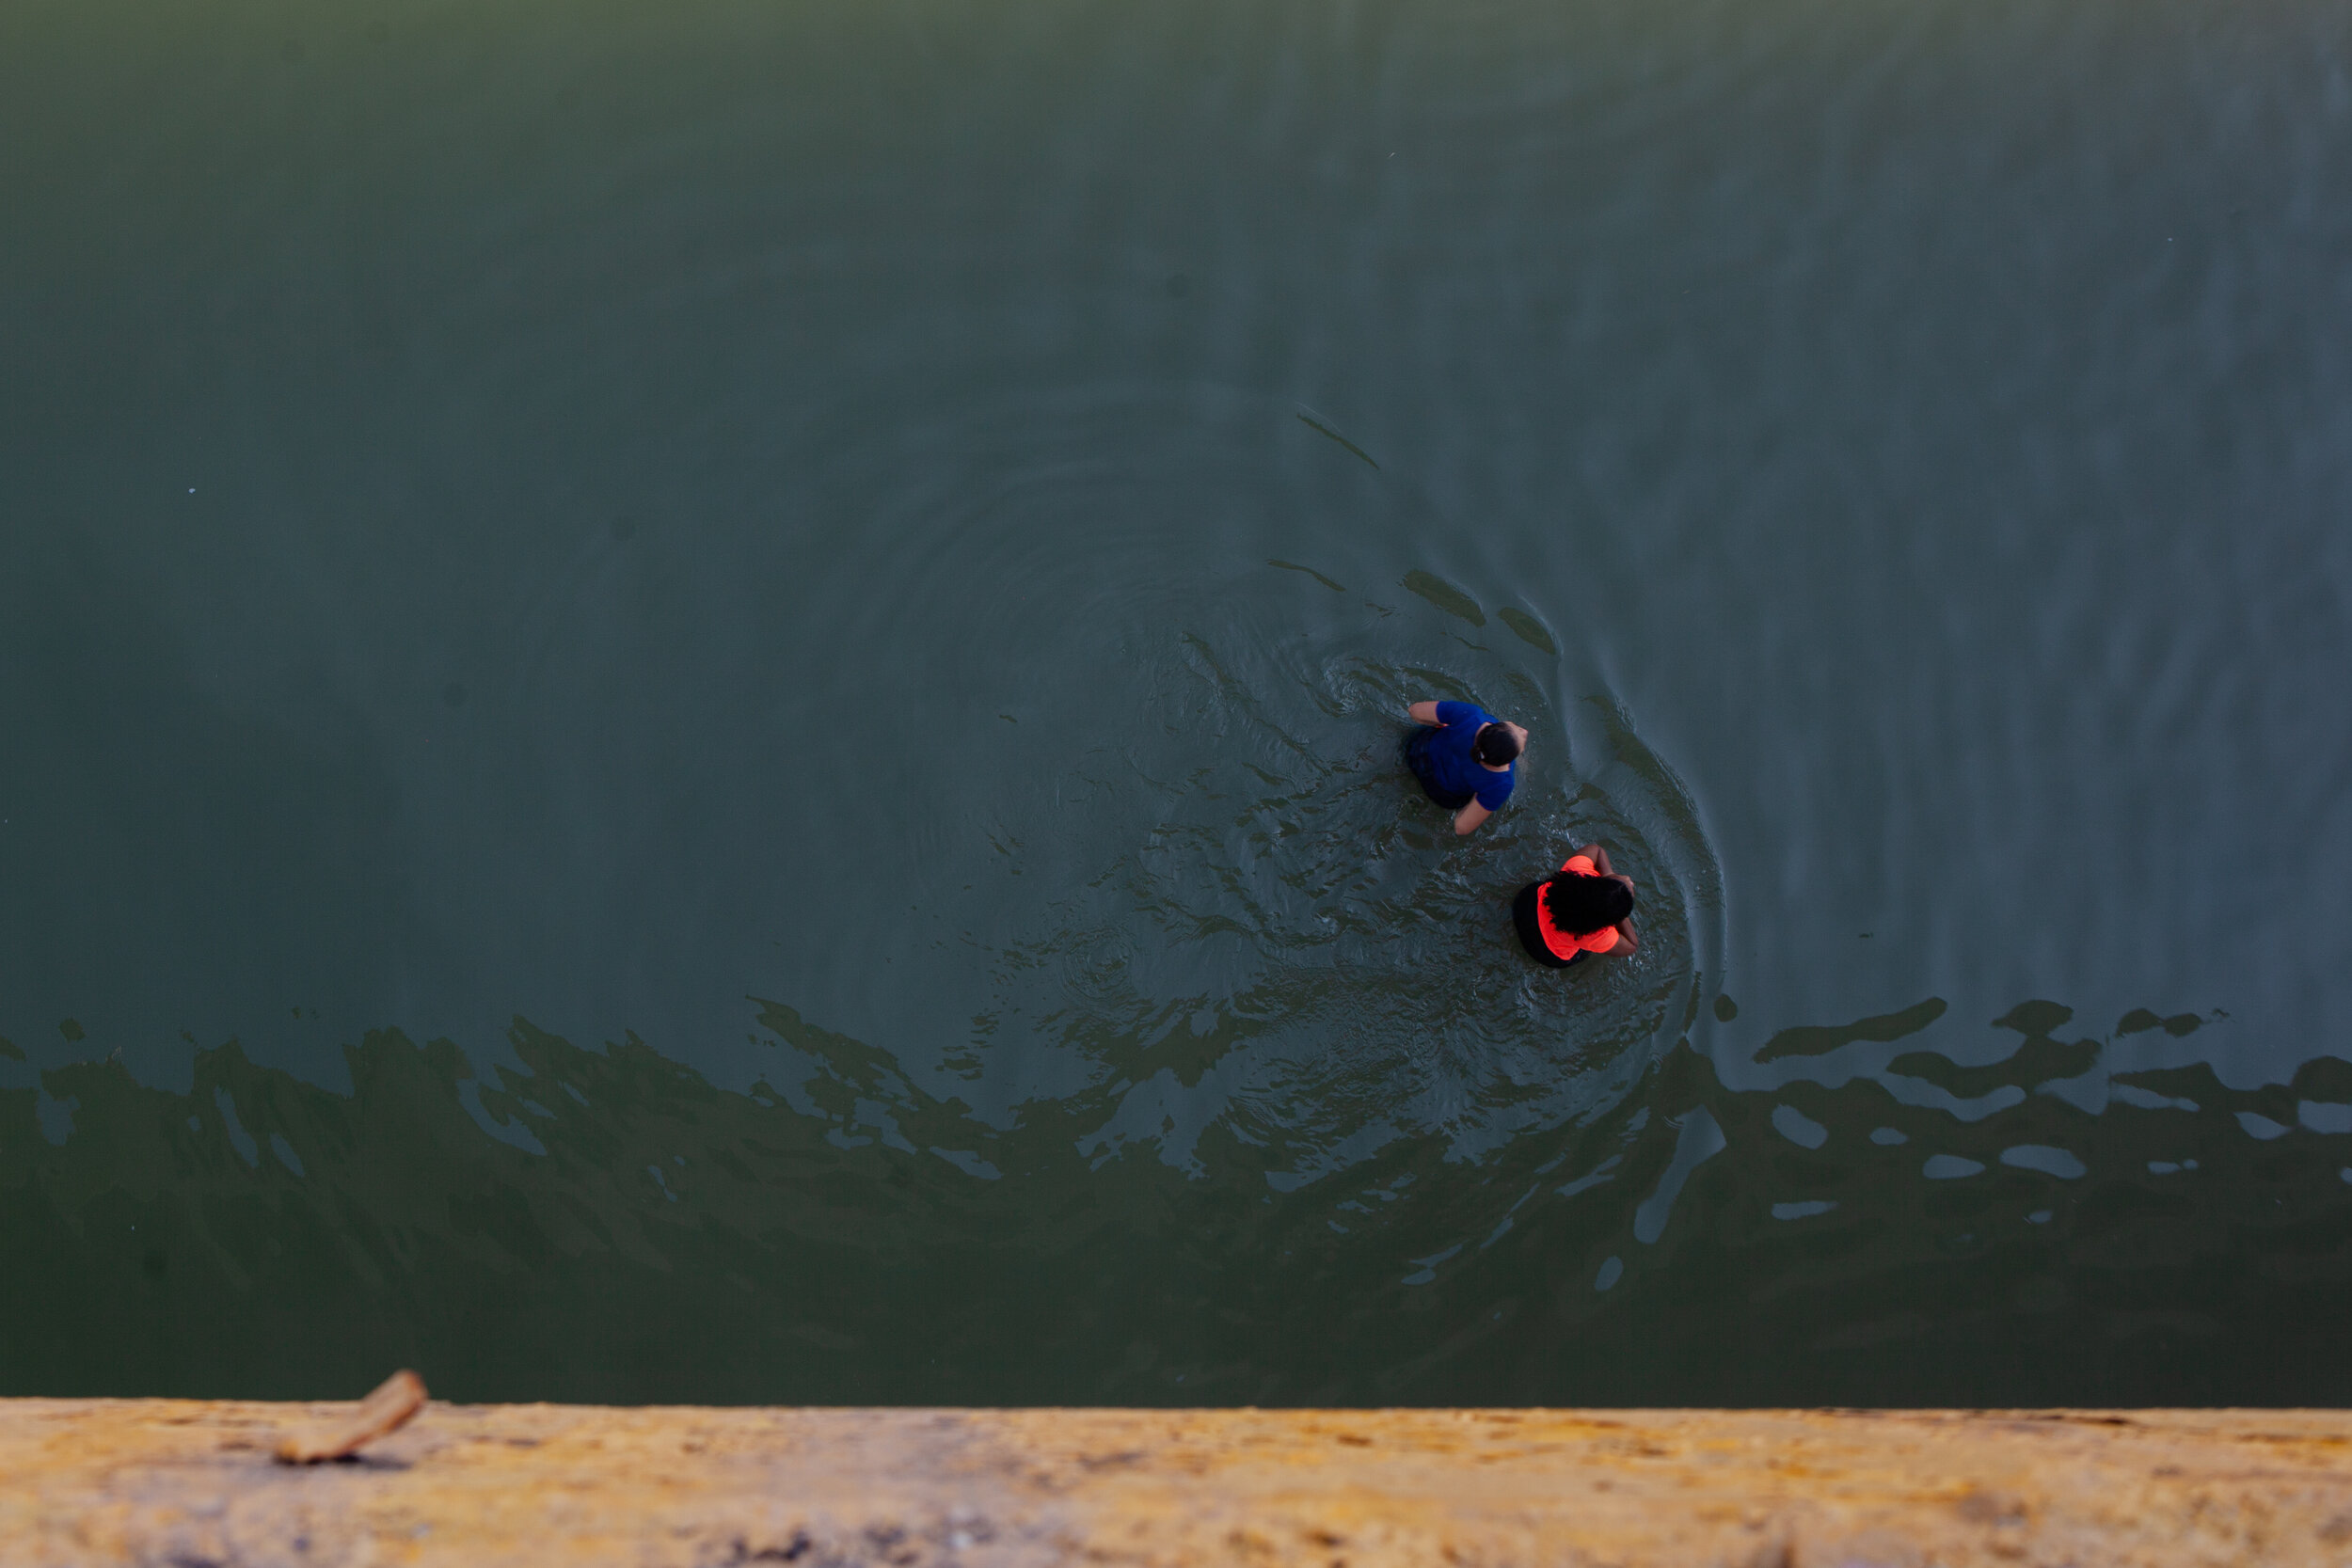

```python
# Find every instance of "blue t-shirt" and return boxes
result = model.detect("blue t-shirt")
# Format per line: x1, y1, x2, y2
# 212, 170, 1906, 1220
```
1426, 701, 1516, 811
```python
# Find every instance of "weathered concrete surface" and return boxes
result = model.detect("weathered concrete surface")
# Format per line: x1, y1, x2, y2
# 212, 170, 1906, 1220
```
8, 1402, 2352, 1567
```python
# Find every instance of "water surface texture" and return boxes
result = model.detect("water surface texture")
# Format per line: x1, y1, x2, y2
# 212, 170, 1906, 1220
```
4, 0, 2350, 1402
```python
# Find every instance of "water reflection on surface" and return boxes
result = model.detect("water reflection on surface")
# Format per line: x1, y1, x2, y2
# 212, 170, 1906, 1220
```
8, 988, 2350, 1404
5, 0, 2350, 1402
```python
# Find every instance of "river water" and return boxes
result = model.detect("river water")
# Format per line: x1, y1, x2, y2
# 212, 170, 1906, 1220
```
4, 0, 2349, 1404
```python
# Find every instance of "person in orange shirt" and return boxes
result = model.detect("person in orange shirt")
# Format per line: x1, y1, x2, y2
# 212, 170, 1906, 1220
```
1512, 843, 1639, 969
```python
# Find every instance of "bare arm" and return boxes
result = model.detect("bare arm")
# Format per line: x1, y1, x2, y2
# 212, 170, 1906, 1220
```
1574, 843, 1614, 876
1453, 800, 1491, 835
1408, 701, 1443, 726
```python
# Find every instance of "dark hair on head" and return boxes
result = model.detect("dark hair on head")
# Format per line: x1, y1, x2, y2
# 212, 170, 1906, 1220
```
1544, 872, 1633, 937
1472, 724, 1522, 768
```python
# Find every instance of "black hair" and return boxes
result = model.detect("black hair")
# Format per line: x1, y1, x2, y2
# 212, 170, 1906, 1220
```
1543, 872, 1633, 936
1472, 724, 1522, 768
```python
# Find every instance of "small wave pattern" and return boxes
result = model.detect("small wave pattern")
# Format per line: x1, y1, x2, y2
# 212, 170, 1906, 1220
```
1019, 635, 1700, 1183
759, 384, 1724, 1193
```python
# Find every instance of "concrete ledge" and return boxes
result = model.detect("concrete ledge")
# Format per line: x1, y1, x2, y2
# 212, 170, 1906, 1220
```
8, 1402, 2352, 1566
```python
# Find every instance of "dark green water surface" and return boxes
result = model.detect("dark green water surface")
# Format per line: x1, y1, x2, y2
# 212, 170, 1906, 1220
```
5, 0, 2350, 1403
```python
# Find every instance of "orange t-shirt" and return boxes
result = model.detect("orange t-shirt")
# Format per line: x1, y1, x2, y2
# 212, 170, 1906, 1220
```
1535, 855, 1622, 961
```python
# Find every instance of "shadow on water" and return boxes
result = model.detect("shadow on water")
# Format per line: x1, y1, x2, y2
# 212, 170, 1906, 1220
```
6, 990, 2351, 1405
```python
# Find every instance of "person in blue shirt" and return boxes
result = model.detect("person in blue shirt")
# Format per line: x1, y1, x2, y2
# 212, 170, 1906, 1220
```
1404, 699, 1526, 835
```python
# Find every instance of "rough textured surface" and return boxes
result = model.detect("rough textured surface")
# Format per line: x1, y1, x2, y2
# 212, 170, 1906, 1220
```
8, 1402, 2352, 1566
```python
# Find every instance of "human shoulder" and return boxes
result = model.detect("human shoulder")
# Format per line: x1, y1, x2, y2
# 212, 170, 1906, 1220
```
1474, 769, 1514, 810
1433, 699, 1485, 728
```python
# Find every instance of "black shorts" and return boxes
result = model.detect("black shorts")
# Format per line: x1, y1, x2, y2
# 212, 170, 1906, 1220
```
1513, 881, 1588, 969
1405, 728, 1474, 810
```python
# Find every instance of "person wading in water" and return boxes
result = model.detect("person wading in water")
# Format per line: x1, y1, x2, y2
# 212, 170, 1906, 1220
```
1405, 699, 1527, 836
1513, 843, 1639, 969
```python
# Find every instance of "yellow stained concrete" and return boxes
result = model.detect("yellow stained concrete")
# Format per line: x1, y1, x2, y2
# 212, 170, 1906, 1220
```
8, 1402, 2352, 1566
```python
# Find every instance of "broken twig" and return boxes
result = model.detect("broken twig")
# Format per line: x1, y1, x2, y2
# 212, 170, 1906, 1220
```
272, 1370, 428, 1464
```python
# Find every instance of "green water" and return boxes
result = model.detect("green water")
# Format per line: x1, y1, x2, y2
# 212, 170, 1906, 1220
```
5, 0, 2350, 1403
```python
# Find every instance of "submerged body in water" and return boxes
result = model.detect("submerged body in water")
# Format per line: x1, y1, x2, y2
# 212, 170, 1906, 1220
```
1515, 846, 1642, 970
1404, 698, 1526, 835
